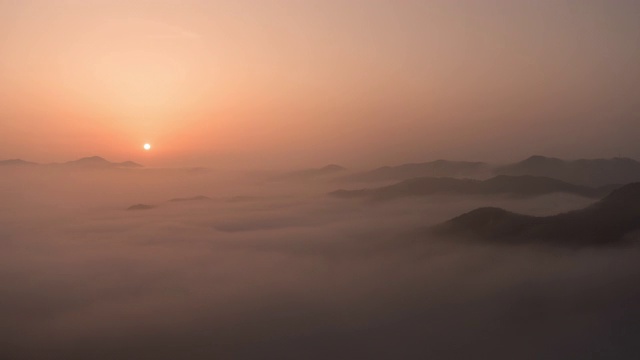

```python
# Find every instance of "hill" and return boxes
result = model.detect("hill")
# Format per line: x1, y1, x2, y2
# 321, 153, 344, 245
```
431, 182, 640, 246
495, 155, 640, 186
1, 156, 143, 169
63, 156, 143, 168
346, 160, 489, 183
330, 175, 615, 201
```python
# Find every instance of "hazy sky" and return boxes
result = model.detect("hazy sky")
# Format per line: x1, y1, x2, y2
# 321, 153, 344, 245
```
1, 0, 639, 168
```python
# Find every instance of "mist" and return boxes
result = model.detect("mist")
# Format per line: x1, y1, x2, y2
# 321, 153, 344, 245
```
3, 1, 640, 358
2, 166, 640, 359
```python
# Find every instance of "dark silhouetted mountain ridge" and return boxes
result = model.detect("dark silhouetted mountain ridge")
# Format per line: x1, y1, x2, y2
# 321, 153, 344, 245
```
64, 156, 142, 168
432, 182, 640, 246
1, 156, 143, 168
495, 155, 640, 186
330, 175, 615, 201
346, 160, 489, 183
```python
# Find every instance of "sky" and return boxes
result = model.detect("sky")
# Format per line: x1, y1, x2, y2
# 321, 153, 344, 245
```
1, 0, 639, 168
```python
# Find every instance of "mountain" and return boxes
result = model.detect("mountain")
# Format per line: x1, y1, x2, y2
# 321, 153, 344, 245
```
431, 182, 640, 246
0, 159, 37, 166
495, 155, 640, 186
330, 175, 615, 201
346, 160, 489, 183
63, 156, 143, 168
117, 161, 144, 168
274, 164, 347, 181
1, 156, 143, 169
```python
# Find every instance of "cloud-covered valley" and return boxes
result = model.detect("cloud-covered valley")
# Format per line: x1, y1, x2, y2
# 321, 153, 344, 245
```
1, 167, 640, 359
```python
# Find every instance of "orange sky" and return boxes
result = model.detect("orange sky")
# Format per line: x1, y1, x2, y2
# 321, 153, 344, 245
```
1, 1, 639, 168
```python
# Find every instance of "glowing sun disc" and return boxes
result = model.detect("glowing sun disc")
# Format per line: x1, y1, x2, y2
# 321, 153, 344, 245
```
143, 143, 151, 150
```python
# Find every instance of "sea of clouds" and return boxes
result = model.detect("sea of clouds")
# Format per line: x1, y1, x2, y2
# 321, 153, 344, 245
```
1, 168, 639, 359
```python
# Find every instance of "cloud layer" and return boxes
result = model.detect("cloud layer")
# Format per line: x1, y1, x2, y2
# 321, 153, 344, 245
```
1, 168, 639, 359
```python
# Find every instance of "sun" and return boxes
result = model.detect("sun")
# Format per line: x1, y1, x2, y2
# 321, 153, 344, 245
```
143, 143, 151, 151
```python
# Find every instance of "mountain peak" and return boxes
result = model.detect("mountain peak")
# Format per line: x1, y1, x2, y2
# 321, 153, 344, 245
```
63, 156, 142, 168
432, 182, 640, 246
591, 182, 640, 211
117, 161, 144, 168
70, 156, 109, 164
347, 160, 488, 182
496, 155, 640, 186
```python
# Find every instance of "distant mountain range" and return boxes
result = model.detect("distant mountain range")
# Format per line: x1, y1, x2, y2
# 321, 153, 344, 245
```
0, 156, 142, 169
495, 155, 640, 187
431, 182, 640, 246
345, 160, 489, 183
339, 155, 640, 186
4, 154, 640, 187
330, 175, 618, 201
